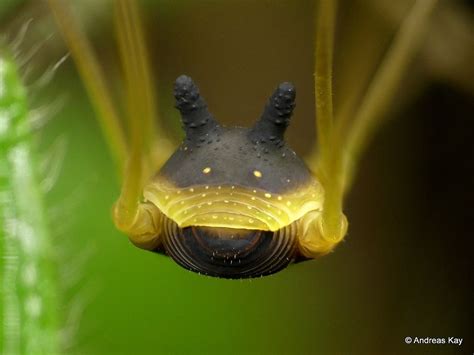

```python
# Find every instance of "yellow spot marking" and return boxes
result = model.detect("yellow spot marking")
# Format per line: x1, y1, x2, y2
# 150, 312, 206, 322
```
253, 170, 262, 178
286, 201, 292, 206
251, 197, 256, 200
277, 196, 282, 201
264, 193, 272, 198
202, 167, 211, 174
189, 188, 194, 192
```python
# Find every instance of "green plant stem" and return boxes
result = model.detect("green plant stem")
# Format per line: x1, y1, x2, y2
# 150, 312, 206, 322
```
0, 50, 60, 354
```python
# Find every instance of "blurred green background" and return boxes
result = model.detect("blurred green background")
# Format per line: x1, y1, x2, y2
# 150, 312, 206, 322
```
1, 0, 473, 354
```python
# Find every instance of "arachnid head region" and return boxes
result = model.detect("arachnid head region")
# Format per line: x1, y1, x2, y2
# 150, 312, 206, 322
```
144, 75, 323, 278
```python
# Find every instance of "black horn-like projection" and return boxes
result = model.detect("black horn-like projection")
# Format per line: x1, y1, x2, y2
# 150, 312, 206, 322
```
174, 75, 219, 142
250, 82, 296, 143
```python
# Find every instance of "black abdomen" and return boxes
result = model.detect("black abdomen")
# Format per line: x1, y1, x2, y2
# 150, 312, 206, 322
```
161, 218, 298, 279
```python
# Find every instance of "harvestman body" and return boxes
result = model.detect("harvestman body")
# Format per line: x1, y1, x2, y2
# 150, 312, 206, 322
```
48, 0, 437, 279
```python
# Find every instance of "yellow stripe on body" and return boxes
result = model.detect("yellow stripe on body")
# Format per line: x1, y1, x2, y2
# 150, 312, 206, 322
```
144, 177, 324, 231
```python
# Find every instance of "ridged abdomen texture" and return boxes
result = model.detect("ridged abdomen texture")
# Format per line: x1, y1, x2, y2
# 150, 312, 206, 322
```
161, 218, 298, 279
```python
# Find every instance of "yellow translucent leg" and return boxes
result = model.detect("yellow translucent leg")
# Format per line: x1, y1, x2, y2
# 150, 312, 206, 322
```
48, 0, 173, 248
297, 211, 348, 258
311, 0, 347, 245
113, 200, 163, 250
113, 0, 170, 248
313, 0, 336, 163
47, 0, 128, 173
113, 0, 174, 172
303, 0, 437, 256
333, 9, 387, 142
343, 0, 438, 191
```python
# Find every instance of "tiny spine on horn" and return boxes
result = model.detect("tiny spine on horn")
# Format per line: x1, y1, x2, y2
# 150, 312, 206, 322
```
250, 82, 296, 143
